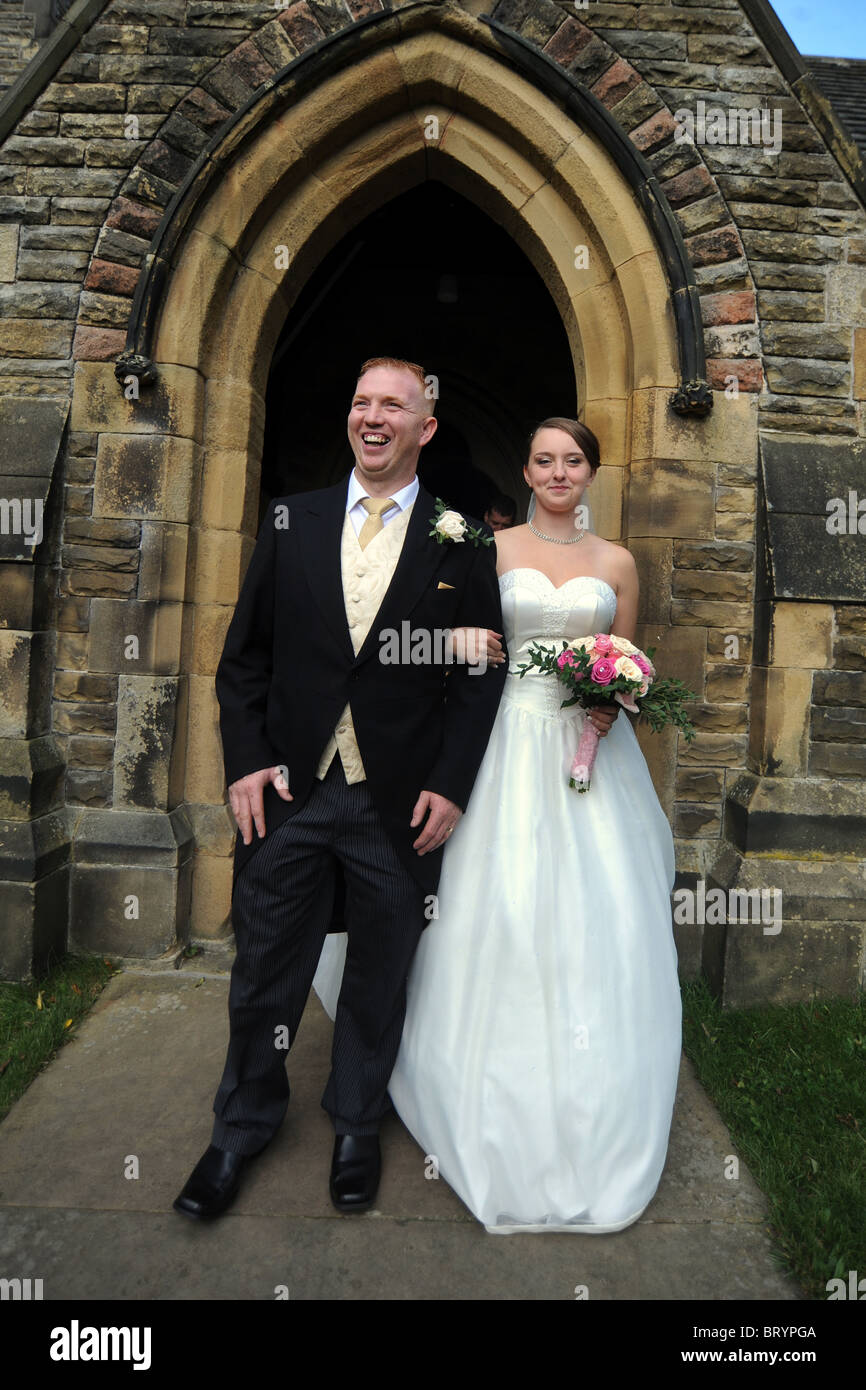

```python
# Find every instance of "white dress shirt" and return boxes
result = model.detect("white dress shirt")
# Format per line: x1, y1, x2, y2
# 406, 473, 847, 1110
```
346, 468, 419, 537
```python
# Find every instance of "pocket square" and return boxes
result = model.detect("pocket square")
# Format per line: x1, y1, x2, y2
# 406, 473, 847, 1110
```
437, 581, 456, 590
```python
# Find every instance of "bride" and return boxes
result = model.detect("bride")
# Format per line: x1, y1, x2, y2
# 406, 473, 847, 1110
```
315, 417, 682, 1234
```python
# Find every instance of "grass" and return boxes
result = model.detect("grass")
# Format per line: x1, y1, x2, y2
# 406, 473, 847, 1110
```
681, 977, 866, 1301
0, 953, 119, 1124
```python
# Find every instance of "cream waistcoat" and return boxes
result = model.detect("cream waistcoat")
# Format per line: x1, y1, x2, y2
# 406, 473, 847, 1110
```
315, 500, 414, 783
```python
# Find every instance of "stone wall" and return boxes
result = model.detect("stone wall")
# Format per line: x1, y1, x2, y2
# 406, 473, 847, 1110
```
0, 0, 864, 1001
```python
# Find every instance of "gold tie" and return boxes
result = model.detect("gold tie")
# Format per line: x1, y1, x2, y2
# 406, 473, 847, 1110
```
358, 496, 398, 549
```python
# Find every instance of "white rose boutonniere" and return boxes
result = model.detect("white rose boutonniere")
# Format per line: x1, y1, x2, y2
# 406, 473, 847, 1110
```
436, 509, 466, 542
429, 497, 494, 548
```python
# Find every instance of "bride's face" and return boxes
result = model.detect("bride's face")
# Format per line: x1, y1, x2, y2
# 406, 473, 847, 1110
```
524, 428, 594, 512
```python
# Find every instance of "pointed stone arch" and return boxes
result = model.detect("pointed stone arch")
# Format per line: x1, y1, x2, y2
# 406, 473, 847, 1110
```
68, 13, 757, 946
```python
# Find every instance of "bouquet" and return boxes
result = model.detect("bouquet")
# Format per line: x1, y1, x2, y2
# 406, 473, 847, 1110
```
516, 633, 696, 791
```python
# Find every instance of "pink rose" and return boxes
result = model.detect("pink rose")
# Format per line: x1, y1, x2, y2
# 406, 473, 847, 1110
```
557, 650, 577, 669
633, 653, 651, 677
590, 657, 617, 684
593, 634, 615, 656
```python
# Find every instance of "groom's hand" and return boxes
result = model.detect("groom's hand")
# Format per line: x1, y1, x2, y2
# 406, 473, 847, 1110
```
410, 791, 463, 855
229, 765, 293, 844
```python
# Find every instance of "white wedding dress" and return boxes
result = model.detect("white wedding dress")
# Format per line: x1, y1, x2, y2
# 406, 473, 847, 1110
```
313, 568, 682, 1233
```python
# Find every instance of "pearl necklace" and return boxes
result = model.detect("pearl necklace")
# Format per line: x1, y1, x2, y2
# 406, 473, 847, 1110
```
528, 518, 587, 545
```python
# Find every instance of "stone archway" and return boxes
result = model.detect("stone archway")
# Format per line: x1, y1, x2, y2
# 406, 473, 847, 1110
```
68, 22, 756, 951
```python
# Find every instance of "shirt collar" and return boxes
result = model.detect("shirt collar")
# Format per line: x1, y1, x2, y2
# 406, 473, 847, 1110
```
347, 469, 419, 513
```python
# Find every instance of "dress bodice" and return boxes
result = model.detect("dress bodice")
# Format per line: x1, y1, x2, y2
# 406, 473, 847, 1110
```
499, 568, 618, 720
500, 568, 617, 660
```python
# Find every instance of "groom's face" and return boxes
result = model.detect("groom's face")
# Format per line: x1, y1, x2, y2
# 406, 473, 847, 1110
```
348, 367, 437, 490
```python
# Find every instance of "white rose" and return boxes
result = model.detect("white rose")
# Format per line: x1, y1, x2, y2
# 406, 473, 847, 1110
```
436, 510, 466, 541
613, 655, 642, 682
609, 635, 638, 655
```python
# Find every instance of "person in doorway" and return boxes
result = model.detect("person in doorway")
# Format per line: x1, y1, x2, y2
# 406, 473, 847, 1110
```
484, 493, 517, 531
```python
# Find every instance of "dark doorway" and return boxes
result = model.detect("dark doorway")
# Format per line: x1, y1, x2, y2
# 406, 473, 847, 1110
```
261, 180, 575, 523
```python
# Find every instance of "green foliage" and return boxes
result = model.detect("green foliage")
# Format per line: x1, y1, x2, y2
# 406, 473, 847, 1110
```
639, 676, 698, 740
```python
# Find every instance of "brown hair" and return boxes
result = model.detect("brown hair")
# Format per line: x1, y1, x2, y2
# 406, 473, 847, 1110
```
356, 357, 433, 410
529, 417, 600, 474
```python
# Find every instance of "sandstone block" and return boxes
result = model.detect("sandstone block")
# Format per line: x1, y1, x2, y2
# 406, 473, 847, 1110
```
114, 675, 180, 810
672, 569, 752, 601
189, 852, 233, 938
674, 802, 722, 838
673, 540, 753, 571
628, 456, 715, 538
748, 666, 812, 775
89, 598, 183, 675
771, 601, 833, 668
675, 766, 724, 802
631, 386, 758, 467
93, 434, 200, 522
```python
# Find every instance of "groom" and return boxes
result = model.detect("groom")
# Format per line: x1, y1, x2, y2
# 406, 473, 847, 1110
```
174, 357, 507, 1219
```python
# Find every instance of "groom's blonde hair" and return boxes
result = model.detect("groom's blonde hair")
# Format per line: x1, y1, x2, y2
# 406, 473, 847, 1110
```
356, 357, 435, 413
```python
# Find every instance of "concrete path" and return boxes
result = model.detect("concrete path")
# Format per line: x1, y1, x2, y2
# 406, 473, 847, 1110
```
0, 948, 803, 1301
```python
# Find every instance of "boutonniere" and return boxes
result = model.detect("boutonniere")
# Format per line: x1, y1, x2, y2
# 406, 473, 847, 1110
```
429, 497, 493, 548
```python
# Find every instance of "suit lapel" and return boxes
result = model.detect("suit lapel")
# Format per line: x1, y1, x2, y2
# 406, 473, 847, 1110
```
292, 479, 354, 662
353, 483, 444, 669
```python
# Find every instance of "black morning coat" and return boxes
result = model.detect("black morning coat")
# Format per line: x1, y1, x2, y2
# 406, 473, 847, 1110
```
215, 477, 509, 902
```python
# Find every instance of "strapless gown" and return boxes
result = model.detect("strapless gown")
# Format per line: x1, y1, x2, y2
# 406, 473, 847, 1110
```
313, 568, 682, 1233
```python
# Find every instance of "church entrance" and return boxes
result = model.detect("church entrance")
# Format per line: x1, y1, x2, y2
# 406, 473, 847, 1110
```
62, 16, 706, 956
260, 181, 576, 526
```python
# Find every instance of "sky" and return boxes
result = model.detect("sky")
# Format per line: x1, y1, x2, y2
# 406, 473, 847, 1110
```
772, 0, 866, 58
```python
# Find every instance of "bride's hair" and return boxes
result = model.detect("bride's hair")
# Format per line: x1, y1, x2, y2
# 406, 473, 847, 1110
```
529, 417, 600, 474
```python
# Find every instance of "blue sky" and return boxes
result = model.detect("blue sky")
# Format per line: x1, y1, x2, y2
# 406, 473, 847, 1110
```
772, 0, 866, 58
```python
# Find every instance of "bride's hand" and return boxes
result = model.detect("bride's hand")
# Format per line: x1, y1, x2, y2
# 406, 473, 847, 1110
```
589, 703, 619, 737
449, 627, 505, 665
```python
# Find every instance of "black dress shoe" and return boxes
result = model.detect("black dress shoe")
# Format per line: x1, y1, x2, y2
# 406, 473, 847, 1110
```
173, 1145, 249, 1220
329, 1134, 381, 1213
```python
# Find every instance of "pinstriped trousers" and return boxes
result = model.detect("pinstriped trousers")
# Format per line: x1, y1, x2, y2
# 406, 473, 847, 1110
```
211, 756, 428, 1153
